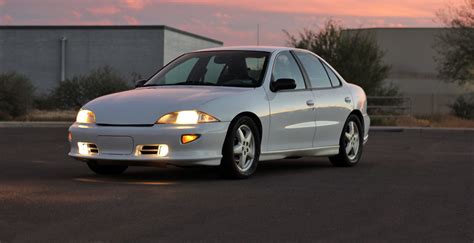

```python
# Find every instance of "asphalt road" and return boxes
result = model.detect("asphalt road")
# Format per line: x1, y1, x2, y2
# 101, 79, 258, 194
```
0, 127, 472, 242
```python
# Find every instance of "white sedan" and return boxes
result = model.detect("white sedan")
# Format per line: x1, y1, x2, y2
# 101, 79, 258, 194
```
69, 46, 370, 178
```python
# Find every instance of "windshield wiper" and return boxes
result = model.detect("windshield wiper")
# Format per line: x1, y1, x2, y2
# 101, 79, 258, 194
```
144, 81, 217, 87
144, 81, 189, 87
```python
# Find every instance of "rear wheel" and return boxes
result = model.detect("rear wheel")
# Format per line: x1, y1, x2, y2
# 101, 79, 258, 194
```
329, 114, 363, 166
220, 116, 260, 179
87, 161, 128, 175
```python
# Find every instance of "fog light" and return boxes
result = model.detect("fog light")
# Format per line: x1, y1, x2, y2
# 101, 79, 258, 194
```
77, 142, 99, 155
157, 145, 169, 157
181, 134, 200, 144
78, 142, 90, 155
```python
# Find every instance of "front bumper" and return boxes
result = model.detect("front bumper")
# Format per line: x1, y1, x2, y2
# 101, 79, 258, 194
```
68, 122, 230, 167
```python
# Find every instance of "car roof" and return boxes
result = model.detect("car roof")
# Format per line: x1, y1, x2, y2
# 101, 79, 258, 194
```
192, 46, 304, 53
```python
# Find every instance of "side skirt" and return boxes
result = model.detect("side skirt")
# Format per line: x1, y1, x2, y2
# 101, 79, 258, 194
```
259, 145, 340, 161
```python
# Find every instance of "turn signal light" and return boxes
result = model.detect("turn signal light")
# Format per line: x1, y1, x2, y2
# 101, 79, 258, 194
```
181, 134, 200, 144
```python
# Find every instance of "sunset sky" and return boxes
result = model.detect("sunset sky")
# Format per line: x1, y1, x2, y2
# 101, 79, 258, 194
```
0, 0, 465, 45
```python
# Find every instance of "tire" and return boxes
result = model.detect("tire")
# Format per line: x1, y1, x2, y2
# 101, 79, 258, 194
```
87, 161, 128, 175
220, 116, 260, 179
329, 114, 363, 167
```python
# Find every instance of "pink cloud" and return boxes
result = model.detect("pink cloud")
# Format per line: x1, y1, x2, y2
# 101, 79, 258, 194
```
158, 0, 456, 18
124, 15, 139, 24
1, 15, 13, 25
122, 0, 150, 10
177, 18, 254, 45
0, 0, 5, 6
87, 6, 121, 15
72, 10, 82, 18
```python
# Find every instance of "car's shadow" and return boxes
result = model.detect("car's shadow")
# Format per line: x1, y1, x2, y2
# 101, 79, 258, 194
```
74, 158, 334, 185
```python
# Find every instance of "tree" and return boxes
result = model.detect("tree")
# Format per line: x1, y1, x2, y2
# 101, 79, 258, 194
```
52, 66, 131, 109
285, 20, 397, 96
436, 0, 474, 85
0, 72, 35, 119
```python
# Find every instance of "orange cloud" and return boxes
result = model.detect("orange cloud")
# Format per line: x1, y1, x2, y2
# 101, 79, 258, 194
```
87, 6, 121, 15
159, 0, 456, 18
122, 0, 150, 10
124, 15, 140, 24
1, 15, 13, 24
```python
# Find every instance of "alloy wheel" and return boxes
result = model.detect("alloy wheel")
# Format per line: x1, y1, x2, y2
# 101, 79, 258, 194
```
233, 124, 255, 172
344, 121, 360, 161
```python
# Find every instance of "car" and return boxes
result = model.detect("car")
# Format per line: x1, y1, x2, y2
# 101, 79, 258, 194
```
68, 46, 370, 178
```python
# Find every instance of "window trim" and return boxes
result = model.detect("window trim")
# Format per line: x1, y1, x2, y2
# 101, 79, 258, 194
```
320, 59, 342, 88
269, 50, 310, 93
293, 50, 344, 90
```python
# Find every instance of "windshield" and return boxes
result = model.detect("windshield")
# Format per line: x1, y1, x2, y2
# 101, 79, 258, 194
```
145, 51, 269, 88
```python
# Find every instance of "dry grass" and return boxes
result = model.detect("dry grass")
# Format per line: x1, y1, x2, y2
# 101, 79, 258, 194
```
21, 109, 77, 122
371, 115, 474, 128
4, 110, 474, 128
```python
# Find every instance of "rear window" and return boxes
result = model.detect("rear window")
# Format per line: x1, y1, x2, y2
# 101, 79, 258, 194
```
322, 62, 342, 87
294, 52, 332, 89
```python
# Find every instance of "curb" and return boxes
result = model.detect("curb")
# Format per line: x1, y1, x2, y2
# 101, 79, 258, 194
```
0, 122, 72, 128
370, 126, 474, 132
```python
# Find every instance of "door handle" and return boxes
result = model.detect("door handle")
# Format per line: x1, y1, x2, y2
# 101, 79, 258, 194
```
306, 100, 315, 106
344, 97, 352, 103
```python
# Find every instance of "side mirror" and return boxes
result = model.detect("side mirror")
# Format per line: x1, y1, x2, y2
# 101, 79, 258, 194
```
271, 78, 297, 92
135, 79, 147, 88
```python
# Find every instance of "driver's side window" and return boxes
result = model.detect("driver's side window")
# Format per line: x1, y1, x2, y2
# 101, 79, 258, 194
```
272, 51, 306, 90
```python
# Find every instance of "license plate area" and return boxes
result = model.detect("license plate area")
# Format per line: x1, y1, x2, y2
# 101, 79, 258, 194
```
96, 136, 134, 155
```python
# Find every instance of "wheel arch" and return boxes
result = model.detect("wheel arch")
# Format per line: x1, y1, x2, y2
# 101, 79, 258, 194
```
230, 112, 263, 140
349, 109, 364, 134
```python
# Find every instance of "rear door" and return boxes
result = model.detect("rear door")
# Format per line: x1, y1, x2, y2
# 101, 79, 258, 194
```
266, 51, 316, 151
293, 51, 351, 147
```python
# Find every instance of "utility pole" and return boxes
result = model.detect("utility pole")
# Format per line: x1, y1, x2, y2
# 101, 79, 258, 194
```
257, 24, 260, 46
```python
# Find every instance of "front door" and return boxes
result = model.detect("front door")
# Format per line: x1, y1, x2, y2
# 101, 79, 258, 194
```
266, 51, 316, 151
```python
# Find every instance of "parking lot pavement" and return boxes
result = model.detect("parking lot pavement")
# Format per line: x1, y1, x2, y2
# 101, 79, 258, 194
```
0, 127, 472, 242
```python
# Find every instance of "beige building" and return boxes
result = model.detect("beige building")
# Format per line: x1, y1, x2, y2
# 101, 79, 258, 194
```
352, 28, 470, 115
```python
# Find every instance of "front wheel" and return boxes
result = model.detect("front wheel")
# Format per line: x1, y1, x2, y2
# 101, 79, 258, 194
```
329, 114, 363, 166
87, 161, 128, 175
220, 116, 260, 179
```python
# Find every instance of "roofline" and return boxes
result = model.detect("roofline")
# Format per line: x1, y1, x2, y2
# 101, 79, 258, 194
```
0, 25, 223, 45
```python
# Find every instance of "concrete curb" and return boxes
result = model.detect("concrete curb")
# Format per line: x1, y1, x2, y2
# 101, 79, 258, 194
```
0, 121, 72, 128
370, 126, 474, 132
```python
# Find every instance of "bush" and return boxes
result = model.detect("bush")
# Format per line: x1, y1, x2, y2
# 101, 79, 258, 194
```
285, 20, 399, 96
51, 66, 131, 109
451, 93, 474, 119
0, 72, 35, 119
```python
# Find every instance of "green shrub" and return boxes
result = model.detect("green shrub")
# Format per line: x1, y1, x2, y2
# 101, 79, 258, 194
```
285, 20, 399, 96
451, 93, 474, 119
52, 66, 131, 109
0, 72, 35, 119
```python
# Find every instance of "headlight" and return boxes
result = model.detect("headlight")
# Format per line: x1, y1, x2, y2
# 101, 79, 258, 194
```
76, 110, 96, 124
157, 110, 219, 124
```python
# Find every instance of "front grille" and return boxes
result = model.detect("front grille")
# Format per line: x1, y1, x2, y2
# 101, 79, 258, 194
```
88, 143, 99, 154
139, 145, 159, 155
136, 144, 168, 157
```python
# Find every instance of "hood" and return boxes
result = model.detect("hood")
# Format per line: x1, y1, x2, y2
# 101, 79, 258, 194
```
84, 86, 250, 125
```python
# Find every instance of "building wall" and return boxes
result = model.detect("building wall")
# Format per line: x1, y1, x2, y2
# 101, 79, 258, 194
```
351, 28, 470, 115
0, 26, 222, 94
163, 27, 222, 64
